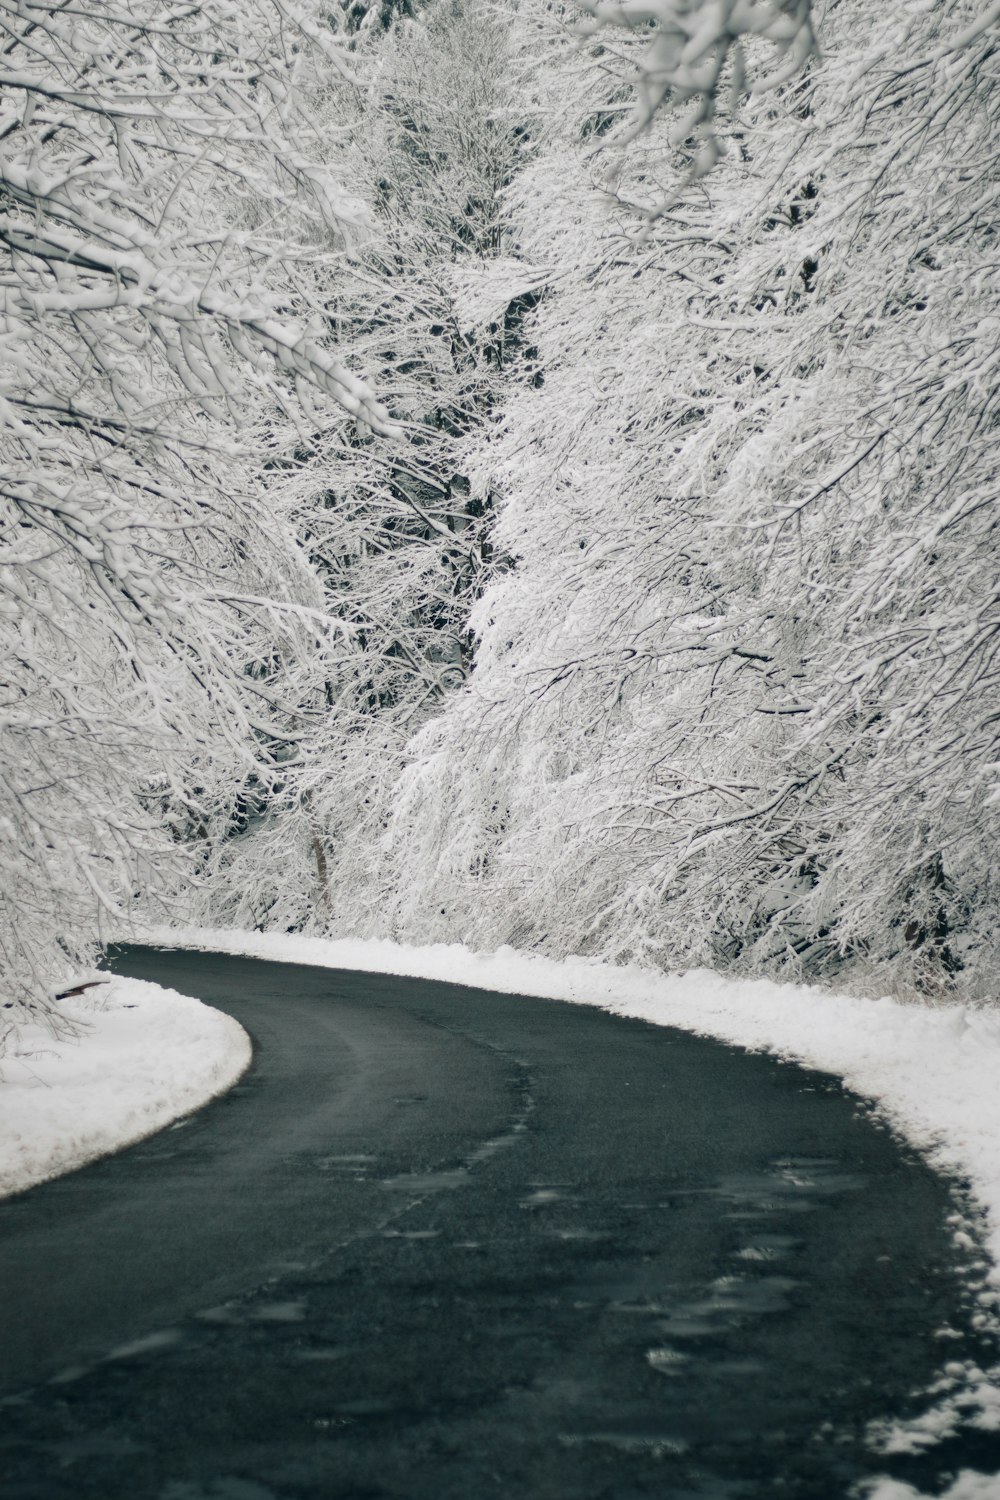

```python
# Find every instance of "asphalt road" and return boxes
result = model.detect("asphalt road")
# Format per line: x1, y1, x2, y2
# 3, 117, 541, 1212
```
0, 945, 995, 1500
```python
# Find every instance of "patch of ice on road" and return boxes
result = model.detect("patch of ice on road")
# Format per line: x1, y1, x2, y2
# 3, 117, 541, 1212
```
0, 974, 250, 1198
251, 1300, 307, 1322
106, 1329, 184, 1361
646, 1345, 689, 1375
863, 1471, 1000, 1499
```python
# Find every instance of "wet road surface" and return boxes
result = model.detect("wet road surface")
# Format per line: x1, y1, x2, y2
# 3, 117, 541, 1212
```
0, 945, 997, 1499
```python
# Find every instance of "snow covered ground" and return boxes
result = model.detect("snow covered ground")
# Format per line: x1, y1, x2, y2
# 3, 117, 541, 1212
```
0, 974, 250, 1199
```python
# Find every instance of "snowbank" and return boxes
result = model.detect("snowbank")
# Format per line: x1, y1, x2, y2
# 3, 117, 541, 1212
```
148, 926, 1000, 1291
0, 975, 251, 1199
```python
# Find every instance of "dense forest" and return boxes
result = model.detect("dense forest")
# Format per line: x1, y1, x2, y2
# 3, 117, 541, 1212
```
2, 0, 997, 1028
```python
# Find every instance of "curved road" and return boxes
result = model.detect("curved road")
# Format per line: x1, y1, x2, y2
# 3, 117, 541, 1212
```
0, 945, 993, 1499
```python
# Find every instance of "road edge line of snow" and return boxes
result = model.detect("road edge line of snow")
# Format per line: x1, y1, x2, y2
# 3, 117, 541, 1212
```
0, 975, 252, 1201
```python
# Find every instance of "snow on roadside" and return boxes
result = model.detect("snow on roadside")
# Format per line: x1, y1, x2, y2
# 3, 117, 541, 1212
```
0, 975, 251, 1199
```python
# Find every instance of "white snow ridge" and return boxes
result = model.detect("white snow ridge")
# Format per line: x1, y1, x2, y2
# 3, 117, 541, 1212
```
0, 974, 250, 1199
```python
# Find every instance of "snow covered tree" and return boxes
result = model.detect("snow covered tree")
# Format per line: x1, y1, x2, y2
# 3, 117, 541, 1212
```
9, 0, 994, 1015
577, 0, 815, 195
373, 0, 1000, 995
189, 0, 545, 934
0, 0, 392, 1026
